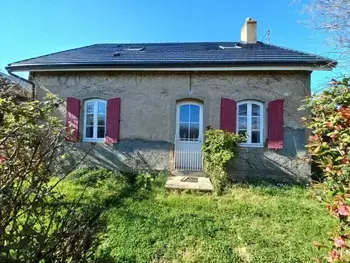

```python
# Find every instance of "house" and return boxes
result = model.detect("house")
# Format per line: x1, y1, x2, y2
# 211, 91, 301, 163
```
6, 18, 336, 183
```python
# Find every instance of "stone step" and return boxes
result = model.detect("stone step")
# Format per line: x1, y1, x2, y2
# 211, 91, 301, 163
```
165, 175, 213, 192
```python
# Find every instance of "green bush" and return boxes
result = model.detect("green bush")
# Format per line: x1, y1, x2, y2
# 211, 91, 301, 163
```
202, 129, 245, 194
300, 77, 350, 262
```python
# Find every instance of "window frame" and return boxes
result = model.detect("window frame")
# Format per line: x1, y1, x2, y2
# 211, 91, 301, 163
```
237, 100, 264, 147
175, 101, 203, 142
83, 99, 107, 142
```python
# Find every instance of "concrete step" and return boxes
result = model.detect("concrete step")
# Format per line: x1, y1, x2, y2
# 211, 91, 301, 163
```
165, 175, 213, 192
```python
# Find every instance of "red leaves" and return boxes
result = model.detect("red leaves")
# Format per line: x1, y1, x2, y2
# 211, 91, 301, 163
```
334, 236, 346, 248
330, 248, 340, 261
0, 155, 8, 164
338, 202, 349, 217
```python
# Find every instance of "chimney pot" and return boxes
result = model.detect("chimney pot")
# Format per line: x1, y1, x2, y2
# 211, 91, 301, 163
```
241, 17, 257, 43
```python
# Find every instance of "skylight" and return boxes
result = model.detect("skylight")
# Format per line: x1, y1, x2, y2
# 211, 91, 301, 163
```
124, 47, 145, 51
219, 44, 242, 50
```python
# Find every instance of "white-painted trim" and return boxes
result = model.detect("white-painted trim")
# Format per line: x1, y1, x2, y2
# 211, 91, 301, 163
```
83, 99, 107, 142
237, 100, 264, 147
175, 101, 203, 141
24, 65, 334, 72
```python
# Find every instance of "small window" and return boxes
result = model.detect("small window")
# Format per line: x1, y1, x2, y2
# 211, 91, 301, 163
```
124, 47, 145, 51
83, 99, 106, 142
237, 101, 264, 147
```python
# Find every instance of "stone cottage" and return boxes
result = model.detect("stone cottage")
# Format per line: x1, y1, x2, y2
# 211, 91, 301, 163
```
6, 18, 336, 183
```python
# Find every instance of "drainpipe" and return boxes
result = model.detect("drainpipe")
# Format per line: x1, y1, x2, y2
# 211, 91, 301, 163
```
6, 69, 36, 99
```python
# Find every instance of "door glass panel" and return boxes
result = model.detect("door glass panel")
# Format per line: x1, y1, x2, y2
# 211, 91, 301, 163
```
238, 104, 247, 116
189, 123, 199, 140
190, 105, 199, 122
252, 104, 260, 116
180, 105, 189, 122
179, 123, 189, 140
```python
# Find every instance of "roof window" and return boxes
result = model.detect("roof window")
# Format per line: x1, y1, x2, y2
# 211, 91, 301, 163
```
124, 47, 145, 51
219, 44, 242, 50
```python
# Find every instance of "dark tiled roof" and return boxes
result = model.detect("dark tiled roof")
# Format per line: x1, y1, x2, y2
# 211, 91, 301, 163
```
7, 41, 336, 71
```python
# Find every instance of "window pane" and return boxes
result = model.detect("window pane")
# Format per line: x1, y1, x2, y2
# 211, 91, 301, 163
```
252, 130, 260, 143
98, 114, 105, 125
252, 104, 260, 116
180, 105, 189, 122
98, 102, 106, 114
252, 117, 260, 130
189, 123, 199, 140
239, 130, 247, 142
85, 126, 93, 138
190, 105, 199, 122
238, 117, 247, 129
97, 127, 105, 138
239, 104, 247, 116
87, 114, 94, 125
87, 102, 94, 114
179, 123, 189, 140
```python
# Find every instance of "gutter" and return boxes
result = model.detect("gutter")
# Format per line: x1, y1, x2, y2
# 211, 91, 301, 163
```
6, 68, 36, 99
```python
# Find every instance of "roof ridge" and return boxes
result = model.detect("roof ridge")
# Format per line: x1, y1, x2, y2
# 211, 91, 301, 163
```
258, 41, 336, 63
8, 44, 99, 66
93, 41, 238, 46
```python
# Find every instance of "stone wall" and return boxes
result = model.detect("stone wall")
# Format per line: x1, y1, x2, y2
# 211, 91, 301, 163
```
33, 71, 311, 182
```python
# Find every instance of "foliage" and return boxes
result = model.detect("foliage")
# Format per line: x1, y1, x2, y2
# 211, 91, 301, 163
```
57, 171, 336, 263
202, 129, 246, 194
300, 77, 350, 262
0, 94, 99, 262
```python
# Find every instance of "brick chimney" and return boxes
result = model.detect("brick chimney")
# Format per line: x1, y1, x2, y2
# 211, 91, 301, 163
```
241, 17, 257, 43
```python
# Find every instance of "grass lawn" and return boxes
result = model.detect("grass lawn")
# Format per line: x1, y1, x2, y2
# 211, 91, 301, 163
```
57, 170, 335, 263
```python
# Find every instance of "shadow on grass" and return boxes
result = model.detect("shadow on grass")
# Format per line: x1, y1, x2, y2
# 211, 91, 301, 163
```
57, 168, 168, 262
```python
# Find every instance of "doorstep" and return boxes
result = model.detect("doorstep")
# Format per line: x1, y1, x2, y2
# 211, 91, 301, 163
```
165, 172, 213, 192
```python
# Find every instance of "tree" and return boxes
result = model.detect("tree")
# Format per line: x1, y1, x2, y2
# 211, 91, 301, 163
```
0, 80, 99, 262
300, 77, 350, 262
294, 0, 350, 67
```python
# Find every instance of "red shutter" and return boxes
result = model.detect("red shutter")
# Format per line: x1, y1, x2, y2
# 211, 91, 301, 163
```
106, 98, 121, 144
220, 98, 237, 133
268, 99, 284, 149
65, 97, 80, 142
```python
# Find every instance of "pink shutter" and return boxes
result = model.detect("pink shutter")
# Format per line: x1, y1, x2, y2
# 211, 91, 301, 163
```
106, 98, 121, 144
65, 97, 80, 142
220, 98, 237, 133
268, 99, 284, 149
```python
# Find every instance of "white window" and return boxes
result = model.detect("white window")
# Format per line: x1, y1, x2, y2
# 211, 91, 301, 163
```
237, 101, 264, 147
83, 99, 106, 142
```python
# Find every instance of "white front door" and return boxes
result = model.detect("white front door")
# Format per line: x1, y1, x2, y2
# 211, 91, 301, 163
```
174, 101, 203, 171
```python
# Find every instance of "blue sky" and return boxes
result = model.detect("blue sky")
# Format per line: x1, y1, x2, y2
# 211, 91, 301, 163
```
1, 0, 344, 91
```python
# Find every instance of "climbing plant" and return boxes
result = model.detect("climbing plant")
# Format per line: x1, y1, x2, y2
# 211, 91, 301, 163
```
202, 129, 245, 195
300, 77, 350, 262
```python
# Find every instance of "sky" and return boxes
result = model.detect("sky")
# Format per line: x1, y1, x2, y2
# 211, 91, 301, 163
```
0, 0, 345, 91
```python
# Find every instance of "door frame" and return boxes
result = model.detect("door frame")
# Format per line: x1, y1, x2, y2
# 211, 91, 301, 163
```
175, 101, 204, 142
174, 101, 204, 171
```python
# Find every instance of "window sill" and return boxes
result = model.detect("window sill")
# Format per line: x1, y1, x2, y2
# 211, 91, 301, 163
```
82, 138, 105, 143
239, 143, 264, 148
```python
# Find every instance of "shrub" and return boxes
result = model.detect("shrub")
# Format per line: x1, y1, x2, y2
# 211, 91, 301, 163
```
202, 129, 245, 194
300, 77, 350, 262
0, 94, 99, 262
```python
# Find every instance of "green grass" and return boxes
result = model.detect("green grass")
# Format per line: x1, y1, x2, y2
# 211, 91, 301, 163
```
57, 169, 336, 263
